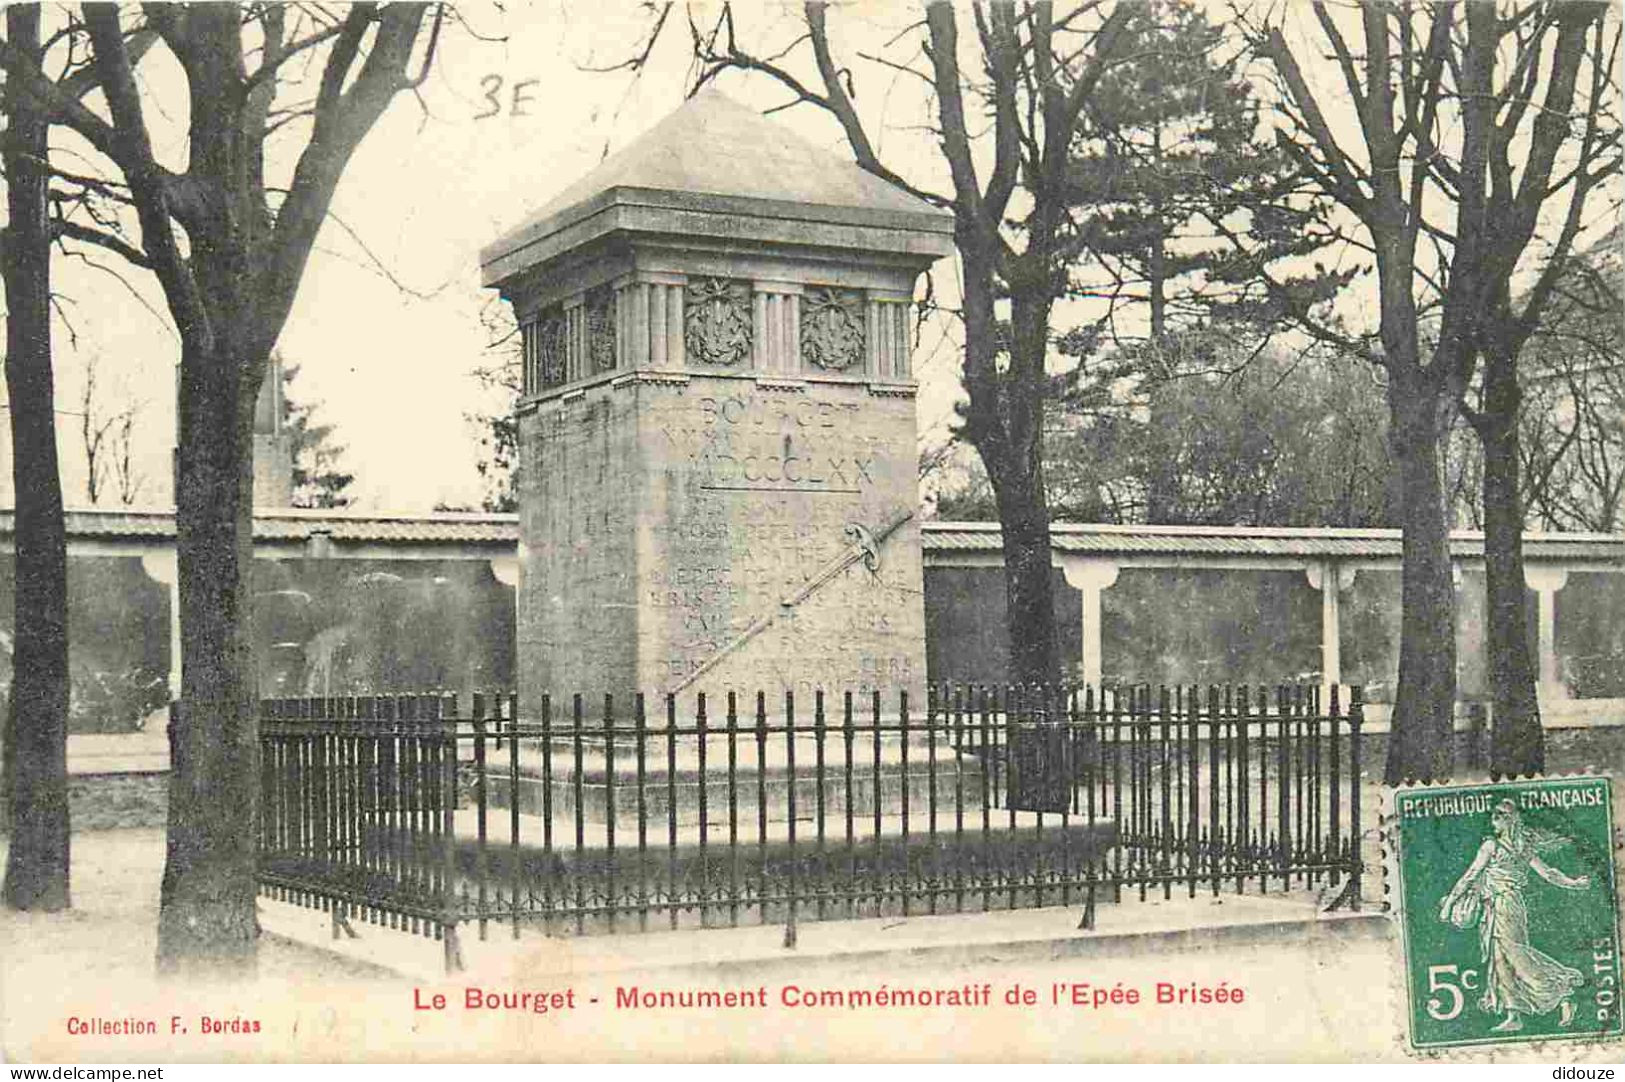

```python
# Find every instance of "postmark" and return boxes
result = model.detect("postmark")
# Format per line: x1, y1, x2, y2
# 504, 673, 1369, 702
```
1392, 777, 1622, 1051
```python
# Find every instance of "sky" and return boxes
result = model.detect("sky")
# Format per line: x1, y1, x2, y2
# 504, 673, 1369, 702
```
1, 1, 1618, 514
2, 1, 975, 513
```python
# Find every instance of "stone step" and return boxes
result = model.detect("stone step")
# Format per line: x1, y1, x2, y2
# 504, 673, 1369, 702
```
478, 738, 999, 826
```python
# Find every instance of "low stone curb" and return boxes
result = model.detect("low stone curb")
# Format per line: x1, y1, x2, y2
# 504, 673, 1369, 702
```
259, 897, 1391, 984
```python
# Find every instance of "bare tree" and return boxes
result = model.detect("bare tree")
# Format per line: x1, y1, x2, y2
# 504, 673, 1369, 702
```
1517, 233, 1624, 533
1455, 4, 1619, 777
1252, 0, 1620, 781
1, 4, 70, 913
461, 295, 522, 512
110, 407, 144, 506
1, 6, 154, 912
1446, 231, 1625, 535
77, 351, 141, 505
1, 1, 445, 973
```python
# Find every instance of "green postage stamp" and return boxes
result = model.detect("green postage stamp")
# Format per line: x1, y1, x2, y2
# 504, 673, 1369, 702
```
1393, 776, 1622, 1051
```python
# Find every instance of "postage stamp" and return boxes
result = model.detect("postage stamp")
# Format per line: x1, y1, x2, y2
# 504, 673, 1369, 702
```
1392, 776, 1622, 1051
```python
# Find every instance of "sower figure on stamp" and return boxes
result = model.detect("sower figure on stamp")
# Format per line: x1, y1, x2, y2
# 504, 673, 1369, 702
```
1439, 800, 1592, 1033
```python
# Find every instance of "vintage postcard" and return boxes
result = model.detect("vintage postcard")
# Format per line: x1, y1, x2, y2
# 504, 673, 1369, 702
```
0, 0, 1621, 1067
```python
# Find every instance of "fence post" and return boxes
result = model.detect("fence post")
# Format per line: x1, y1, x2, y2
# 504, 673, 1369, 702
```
508, 691, 521, 942
637, 692, 651, 932
1326, 685, 1364, 913
695, 692, 706, 929
540, 693, 553, 936
473, 692, 489, 943
1185, 685, 1199, 900
255, 699, 270, 904
1274, 685, 1290, 892
1328, 684, 1342, 895
899, 687, 910, 917
332, 697, 357, 941
816, 689, 829, 922
783, 690, 798, 949
440, 693, 464, 973
1346, 686, 1364, 911
574, 693, 587, 936
605, 693, 618, 934
1158, 685, 1172, 901
1077, 684, 1098, 931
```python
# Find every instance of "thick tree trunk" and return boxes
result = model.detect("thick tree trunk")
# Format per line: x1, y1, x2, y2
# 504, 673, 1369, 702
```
156, 338, 261, 974
985, 451, 1060, 684
985, 288, 1060, 684
1478, 353, 1543, 777
1, 5, 72, 912
1148, 122, 1168, 344
1142, 151, 1176, 524
956, 253, 1060, 685
1384, 379, 1458, 784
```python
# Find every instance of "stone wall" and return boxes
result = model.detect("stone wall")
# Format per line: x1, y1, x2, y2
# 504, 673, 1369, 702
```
920, 560, 1624, 704
252, 556, 514, 700
1557, 571, 1625, 697
925, 566, 1081, 685
0, 555, 168, 733
2, 525, 1619, 732
0, 551, 515, 733
1102, 567, 1321, 687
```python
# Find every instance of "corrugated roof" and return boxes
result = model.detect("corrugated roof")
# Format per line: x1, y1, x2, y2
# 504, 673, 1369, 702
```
247, 510, 518, 544
921, 521, 1625, 561
0, 508, 521, 546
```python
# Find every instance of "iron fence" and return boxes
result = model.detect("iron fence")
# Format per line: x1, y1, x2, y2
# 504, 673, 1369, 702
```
257, 683, 1364, 971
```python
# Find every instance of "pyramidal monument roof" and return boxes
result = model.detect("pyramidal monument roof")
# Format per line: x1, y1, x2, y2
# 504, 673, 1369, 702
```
481, 89, 954, 286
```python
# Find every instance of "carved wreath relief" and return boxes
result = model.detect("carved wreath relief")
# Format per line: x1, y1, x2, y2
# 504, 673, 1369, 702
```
684, 277, 752, 367
801, 286, 865, 372
586, 287, 617, 373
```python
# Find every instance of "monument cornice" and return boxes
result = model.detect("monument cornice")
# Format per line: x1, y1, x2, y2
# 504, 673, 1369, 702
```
482, 186, 954, 289
514, 365, 919, 410
487, 205, 951, 304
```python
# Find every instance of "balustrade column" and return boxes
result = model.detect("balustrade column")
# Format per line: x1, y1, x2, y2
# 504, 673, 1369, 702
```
563, 298, 585, 382
767, 295, 782, 371
866, 296, 912, 378
632, 283, 651, 368
752, 291, 768, 369
649, 283, 668, 365
753, 282, 803, 373
615, 282, 629, 371
608, 274, 686, 371
665, 281, 685, 368
1306, 561, 1355, 693
520, 317, 535, 393
1061, 558, 1120, 689
575, 303, 588, 378
787, 293, 801, 370
140, 551, 181, 699
1525, 566, 1571, 699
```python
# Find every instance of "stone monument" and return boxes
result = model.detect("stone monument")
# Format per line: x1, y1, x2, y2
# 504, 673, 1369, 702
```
482, 90, 953, 705
251, 352, 294, 507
